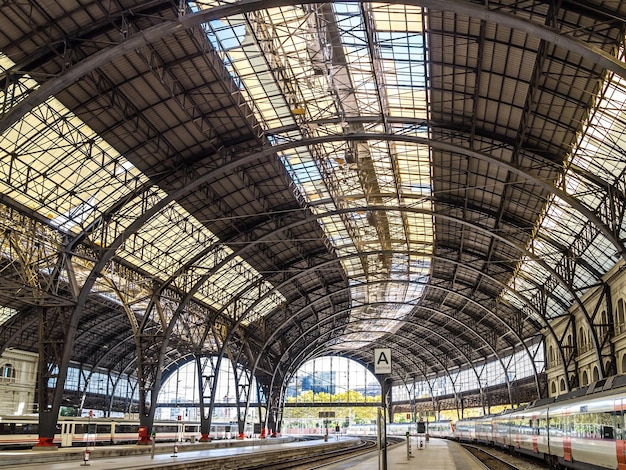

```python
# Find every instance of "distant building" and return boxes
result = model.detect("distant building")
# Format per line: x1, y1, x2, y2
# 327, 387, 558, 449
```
286, 371, 337, 396
353, 382, 381, 397
0, 349, 38, 415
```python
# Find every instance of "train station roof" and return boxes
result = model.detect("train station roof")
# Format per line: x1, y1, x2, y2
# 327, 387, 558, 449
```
0, 0, 625, 398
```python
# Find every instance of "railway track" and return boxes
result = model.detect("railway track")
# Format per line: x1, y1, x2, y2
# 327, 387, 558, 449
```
462, 443, 550, 470
242, 437, 398, 470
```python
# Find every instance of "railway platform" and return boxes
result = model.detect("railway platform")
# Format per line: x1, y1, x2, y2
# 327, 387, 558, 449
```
318, 436, 488, 470
0, 435, 359, 469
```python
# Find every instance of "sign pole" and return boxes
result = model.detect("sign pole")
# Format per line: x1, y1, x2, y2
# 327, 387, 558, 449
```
381, 382, 388, 470
374, 349, 391, 470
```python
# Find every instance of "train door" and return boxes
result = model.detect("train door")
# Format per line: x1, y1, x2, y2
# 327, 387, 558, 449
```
616, 398, 626, 470
563, 408, 572, 463
177, 422, 184, 442
60, 421, 74, 447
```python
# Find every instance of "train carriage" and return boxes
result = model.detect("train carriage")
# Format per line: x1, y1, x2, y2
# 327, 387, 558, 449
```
453, 376, 626, 470
426, 420, 454, 439
505, 405, 549, 459
475, 415, 494, 445
0, 416, 239, 449
547, 392, 623, 470
453, 418, 475, 443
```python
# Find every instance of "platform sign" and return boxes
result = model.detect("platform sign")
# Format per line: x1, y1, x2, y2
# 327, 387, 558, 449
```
374, 348, 392, 374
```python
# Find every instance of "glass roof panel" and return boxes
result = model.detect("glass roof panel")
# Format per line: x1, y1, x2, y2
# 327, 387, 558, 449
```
0, 306, 19, 327
198, 2, 431, 348
0, 53, 284, 323
508, 62, 626, 317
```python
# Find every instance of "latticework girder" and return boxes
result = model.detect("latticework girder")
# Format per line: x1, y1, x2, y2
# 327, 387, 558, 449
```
0, 0, 626, 439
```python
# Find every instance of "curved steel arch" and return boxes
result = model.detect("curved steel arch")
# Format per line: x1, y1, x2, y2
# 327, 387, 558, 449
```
275, 290, 536, 392
145, 202, 572, 408
267, 276, 526, 362
3, 1, 611, 374
211, 246, 564, 324
49, 129, 622, 335
211, 131, 623, 264
2, 15, 623, 414
38, 194, 601, 423
159, 353, 198, 385
0, 310, 38, 357
87, 333, 137, 373
59, 128, 623, 347
164, 195, 592, 333
184, 244, 566, 375
266, 314, 519, 420
69, 130, 620, 371
253, 293, 534, 392
167, 199, 600, 375
319, 205, 603, 366
2, 0, 625, 136
283, 311, 486, 389
249, 282, 545, 407
271, 319, 451, 390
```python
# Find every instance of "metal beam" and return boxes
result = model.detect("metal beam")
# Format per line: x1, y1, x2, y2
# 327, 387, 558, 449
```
2, 0, 625, 136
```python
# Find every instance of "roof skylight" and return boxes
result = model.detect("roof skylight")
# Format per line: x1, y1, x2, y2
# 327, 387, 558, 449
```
0, 52, 284, 326
198, 3, 432, 347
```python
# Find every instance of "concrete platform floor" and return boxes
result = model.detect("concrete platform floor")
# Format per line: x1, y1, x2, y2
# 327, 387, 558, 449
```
318, 437, 487, 470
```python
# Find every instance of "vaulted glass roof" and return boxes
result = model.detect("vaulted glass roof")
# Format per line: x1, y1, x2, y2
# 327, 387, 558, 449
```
0, 52, 285, 328
0, 1, 625, 401
199, 2, 432, 347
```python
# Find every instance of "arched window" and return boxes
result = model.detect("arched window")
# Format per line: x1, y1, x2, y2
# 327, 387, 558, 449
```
618, 299, 625, 332
592, 366, 599, 382
622, 354, 626, 375
577, 326, 587, 354
549, 345, 554, 364
578, 326, 585, 347
1, 363, 15, 381
560, 378, 566, 392
582, 370, 589, 386
550, 381, 556, 395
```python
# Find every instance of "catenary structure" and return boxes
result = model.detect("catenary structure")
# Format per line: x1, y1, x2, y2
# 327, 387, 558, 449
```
0, 0, 626, 448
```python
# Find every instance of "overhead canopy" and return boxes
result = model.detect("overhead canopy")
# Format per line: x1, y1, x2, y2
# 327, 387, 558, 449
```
0, 0, 625, 401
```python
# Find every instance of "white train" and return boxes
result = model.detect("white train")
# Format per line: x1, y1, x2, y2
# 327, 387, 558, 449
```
0, 416, 242, 449
454, 374, 626, 470
345, 420, 454, 438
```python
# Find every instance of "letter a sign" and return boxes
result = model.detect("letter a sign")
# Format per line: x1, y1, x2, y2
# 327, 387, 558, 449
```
374, 348, 392, 374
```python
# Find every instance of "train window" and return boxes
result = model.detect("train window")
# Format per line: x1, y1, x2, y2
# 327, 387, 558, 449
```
603, 426, 614, 440
116, 424, 140, 433
3, 423, 40, 434
154, 425, 178, 433
548, 417, 560, 436
615, 410, 625, 440
0, 423, 16, 435
74, 424, 89, 434
573, 411, 617, 439
597, 412, 616, 440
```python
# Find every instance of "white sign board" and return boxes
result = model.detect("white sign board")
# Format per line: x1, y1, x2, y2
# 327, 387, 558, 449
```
374, 348, 392, 374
